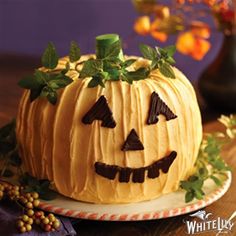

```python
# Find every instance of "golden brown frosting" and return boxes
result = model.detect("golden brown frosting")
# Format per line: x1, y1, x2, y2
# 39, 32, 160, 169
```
16, 55, 202, 203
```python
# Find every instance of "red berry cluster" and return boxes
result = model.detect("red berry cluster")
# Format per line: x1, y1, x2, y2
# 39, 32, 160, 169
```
0, 182, 61, 233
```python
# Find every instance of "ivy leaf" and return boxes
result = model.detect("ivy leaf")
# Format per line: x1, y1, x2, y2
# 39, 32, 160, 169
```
69, 41, 81, 63
79, 59, 103, 78
139, 44, 158, 60
159, 63, 175, 79
41, 42, 59, 69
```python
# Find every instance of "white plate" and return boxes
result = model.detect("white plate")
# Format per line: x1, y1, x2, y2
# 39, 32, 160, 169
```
38, 172, 231, 221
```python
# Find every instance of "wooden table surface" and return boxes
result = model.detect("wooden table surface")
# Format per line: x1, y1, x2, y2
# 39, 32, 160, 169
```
0, 55, 235, 236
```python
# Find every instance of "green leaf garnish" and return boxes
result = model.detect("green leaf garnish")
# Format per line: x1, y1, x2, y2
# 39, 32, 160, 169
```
19, 173, 57, 201
125, 67, 149, 81
159, 62, 175, 79
139, 44, 176, 79
69, 41, 81, 62
19, 39, 178, 104
122, 59, 136, 68
88, 76, 105, 88
79, 59, 103, 78
19, 69, 73, 105
180, 114, 236, 203
41, 42, 59, 69
0, 119, 20, 178
139, 44, 158, 60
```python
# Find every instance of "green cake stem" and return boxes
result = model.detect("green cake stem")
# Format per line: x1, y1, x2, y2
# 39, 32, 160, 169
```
96, 34, 124, 60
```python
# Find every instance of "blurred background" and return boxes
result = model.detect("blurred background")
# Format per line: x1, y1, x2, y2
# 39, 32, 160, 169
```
0, 0, 235, 123
0, 0, 224, 81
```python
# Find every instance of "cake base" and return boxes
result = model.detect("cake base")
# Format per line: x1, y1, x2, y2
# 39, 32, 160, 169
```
37, 172, 231, 221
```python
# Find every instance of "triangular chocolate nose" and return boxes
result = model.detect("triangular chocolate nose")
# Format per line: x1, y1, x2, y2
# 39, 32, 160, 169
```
122, 129, 144, 151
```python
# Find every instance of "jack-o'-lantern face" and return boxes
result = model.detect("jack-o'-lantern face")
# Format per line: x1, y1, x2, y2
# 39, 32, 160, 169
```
82, 92, 178, 183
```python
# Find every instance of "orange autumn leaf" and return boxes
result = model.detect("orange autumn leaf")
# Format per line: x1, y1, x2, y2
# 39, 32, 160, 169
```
133, 16, 151, 35
150, 30, 168, 42
176, 32, 195, 55
190, 38, 211, 60
190, 21, 211, 39
150, 18, 168, 42
176, 31, 211, 60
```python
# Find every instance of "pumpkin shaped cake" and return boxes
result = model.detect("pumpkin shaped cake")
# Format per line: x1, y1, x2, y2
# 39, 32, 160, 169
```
16, 34, 202, 203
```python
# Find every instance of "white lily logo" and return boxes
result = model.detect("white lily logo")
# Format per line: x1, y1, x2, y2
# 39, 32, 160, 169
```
189, 210, 212, 221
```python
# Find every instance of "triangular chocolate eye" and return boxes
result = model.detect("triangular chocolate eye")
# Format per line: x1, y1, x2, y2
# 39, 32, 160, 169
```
82, 96, 116, 128
122, 129, 144, 151
147, 92, 177, 125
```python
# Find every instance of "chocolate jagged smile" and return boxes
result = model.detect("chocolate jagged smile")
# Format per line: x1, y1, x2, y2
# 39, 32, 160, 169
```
94, 151, 177, 183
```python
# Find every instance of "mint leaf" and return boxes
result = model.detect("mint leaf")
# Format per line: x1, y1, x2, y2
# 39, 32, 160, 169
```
30, 88, 43, 102
185, 191, 194, 203
194, 189, 204, 200
69, 41, 81, 62
139, 44, 158, 60
121, 75, 133, 84
80, 59, 103, 78
210, 175, 222, 186
18, 75, 41, 89
122, 59, 136, 68
48, 74, 73, 89
166, 57, 176, 65
164, 45, 176, 57
126, 67, 149, 81
180, 181, 192, 191
34, 70, 50, 83
88, 76, 105, 88
159, 63, 175, 79
40, 87, 58, 105
41, 42, 59, 69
